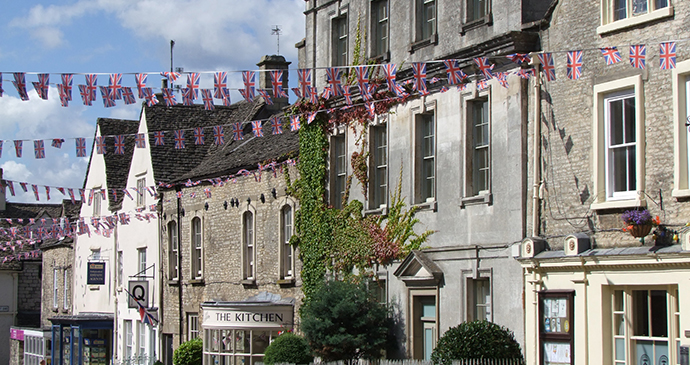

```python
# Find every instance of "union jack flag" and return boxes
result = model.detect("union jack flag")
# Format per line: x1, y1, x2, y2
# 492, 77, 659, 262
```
354, 66, 370, 90
32, 73, 49, 100
270, 116, 283, 135
143, 88, 159, 106
477, 79, 489, 91
232, 123, 243, 141
321, 86, 332, 100
181, 88, 194, 106
307, 86, 318, 104
201, 89, 214, 110
99, 86, 116, 108
114, 135, 125, 154
194, 127, 205, 145
85, 74, 98, 102
135, 73, 148, 98
629, 45, 646, 69
517, 68, 534, 79
223, 94, 232, 106
68, 189, 76, 204
474, 57, 494, 79
440, 86, 449, 93
13, 73, 29, 101
359, 84, 373, 101
239, 88, 252, 102
109, 73, 123, 100
76, 138, 87, 157
507, 53, 532, 64
252, 120, 264, 137
174, 130, 185, 149
270, 71, 289, 97
57, 84, 69, 107
122, 87, 136, 105
214, 72, 228, 99
537, 53, 556, 81
307, 112, 319, 125
243, 71, 256, 101
660, 42, 676, 70
186, 72, 200, 100
213, 126, 225, 145
79, 85, 92, 106
443, 60, 466, 85
365, 102, 375, 119
162, 88, 177, 106
291, 87, 302, 98
382, 64, 398, 91
204, 188, 212, 198
600, 47, 622, 65
343, 85, 353, 104
326, 68, 343, 96
290, 115, 301, 131
298, 69, 312, 98
258, 89, 273, 105
96, 136, 106, 154
49, 139, 62, 150
135, 134, 146, 148
154, 131, 165, 146
566, 50, 583, 80
412, 63, 428, 94
496, 73, 509, 88
34, 140, 45, 159
160, 72, 180, 82
61, 74, 73, 101
32, 185, 39, 201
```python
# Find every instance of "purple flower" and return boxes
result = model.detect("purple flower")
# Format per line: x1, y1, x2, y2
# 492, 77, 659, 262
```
621, 209, 652, 225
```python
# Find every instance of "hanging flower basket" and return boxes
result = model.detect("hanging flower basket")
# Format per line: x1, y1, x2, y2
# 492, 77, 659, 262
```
628, 224, 653, 238
621, 209, 660, 238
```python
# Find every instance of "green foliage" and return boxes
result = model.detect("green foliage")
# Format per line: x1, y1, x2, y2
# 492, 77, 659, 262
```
173, 338, 203, 365
430, 321, 523, 365
263, 333, 313, 365
301, 279, 390, 361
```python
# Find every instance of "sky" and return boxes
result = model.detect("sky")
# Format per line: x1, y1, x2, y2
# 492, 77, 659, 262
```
0, 0, 306, 203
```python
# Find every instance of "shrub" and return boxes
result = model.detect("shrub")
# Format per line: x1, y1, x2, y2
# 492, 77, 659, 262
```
173, 337, 203, 365
263, 332, 313, 365
431, 320, 522, 365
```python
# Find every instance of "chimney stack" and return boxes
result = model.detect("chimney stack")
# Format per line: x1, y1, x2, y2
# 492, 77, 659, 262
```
257, 55, 291, 110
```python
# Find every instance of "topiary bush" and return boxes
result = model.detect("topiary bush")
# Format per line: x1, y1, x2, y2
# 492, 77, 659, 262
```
173, 337, 203, 365
263, 332, 313, 365
431, 320, 522, 365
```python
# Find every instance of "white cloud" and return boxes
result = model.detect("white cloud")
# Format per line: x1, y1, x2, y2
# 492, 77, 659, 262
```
29, 27, 66, 48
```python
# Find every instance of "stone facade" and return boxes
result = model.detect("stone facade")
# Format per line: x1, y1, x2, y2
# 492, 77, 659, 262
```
15, 262, 42, 328
40, 243, 73, 329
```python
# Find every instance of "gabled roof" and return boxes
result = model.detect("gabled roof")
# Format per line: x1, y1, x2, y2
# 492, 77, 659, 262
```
97, 118, 139, 211
393, 250, 444, 286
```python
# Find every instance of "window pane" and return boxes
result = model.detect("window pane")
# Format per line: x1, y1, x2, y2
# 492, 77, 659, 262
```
624, 97, 636, 143
633, 290, 650, 336
609, 99, 624, 145
615, 338, 625, 361
613, 0, 627, 20
632, 0, 648, 15
650, 290, 668, 337
656, 0, 668, 9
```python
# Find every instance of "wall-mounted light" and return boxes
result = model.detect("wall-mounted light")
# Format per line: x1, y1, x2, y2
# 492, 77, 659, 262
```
260, 194, 265, 203
224, 201, 228, 210
204, 202, 209, 211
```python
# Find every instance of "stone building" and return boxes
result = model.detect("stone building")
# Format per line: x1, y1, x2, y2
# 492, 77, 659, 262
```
298, 0, 551, 359
518, 0, 690, 364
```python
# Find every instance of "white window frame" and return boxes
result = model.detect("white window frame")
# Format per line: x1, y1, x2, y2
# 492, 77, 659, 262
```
136, 177, 146, 208
92, 188, 101, 217
117, 250, 123, 287
23, 332, 44, 365
463, 268, 493, 322
369, 122, 388, 211
280, 203, 296, 280
331, 133, 347, 209
188, 313, 200, 340
169, 221, 179, 281
124, 320, 133, 360
412, 100, 437, 206
672, 59, 690, 198
243, 208, 256, 281
138, 321, 146, 358
191, 217, 203, 279
598, 0, 672, 34
462, 87, 492, 204
370, 0, 389, 58
591, 75, 646, 210
53, 268, 59, 309
63, 268, 69, 311
138, 248, 147, 279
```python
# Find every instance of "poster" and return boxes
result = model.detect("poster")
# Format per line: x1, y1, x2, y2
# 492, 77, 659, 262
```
544, 342, 571, 365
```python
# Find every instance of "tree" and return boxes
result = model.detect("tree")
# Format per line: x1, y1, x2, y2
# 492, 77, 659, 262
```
430, 321, 522, 365
173, 337, 202, 365
263, 332, 313, 365
301, 280, 391, 361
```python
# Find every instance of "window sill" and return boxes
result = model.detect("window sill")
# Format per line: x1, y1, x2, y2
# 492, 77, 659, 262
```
597, 6, 673, 35
52, 307, 58, 313
88, 285, 100, 291
409, 34, 438, 53
413, 199, 437, 212
278, 278, 295, 287
189, 279, 205, 285
167, 280, 180, 286
460, 193, 492, 207
364, 205, 388, 216
369, 51, 390, 63
590, 197, 646, 211
672, 189, 690, 199
461, 13, 493, 35
241, 279, 257, 287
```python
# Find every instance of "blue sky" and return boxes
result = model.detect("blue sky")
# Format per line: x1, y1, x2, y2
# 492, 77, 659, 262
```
0, 0, 305, 203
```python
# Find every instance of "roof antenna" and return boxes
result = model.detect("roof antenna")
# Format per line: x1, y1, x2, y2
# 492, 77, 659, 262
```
271, 25, 282, 55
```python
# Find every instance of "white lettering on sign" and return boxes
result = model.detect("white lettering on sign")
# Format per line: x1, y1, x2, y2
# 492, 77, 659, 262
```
216, 312, 284, 323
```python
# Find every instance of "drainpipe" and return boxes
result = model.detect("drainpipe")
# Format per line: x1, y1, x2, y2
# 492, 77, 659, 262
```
157, 194, 164, 360
176, 187, 184, 344
113, 215, 119, 362
531, 55, 543, 238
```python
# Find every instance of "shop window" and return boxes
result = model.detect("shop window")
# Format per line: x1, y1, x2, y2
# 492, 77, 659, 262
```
371, 0, 389, 58
331, 135, 347, 209
280, 205, 295, 279
243, 211, 256, 281
204, 329, 282, 365
191, 217, 203, 279
369, 124, 388, 210
188, 313, 200, 340
168, 221, 179, 281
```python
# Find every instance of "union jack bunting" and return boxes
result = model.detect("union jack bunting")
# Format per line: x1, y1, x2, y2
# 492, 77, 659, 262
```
213, 126, 225, 145
122, 87, 136, 105
443, 60, 466, 85
32, 73, 49, 100
270, 71, 289, 97
298, 69, 312, 98
291, 87, 302, 98
186, 72, 200, 100
160, 72, 181, 82
31, 185, 39, 201
321, 86, 332, 100
154, 131, 165, 146
477, 79, 489, 91
57, 84, 69, 107
114, 135, 125, 154
343, 86, 353, 105
242, 71, 256, 101
194, 127, 205, 145
79, 85, 92, 106
517, 68, 534, 79
629, 45, 646, 69
566, 50, 583, 80
354, 66, 370, 90
162, 88, 177, 106
290, 115, 301, 131
214, 72, 228, 99
232, 123, 243, 141
307, 86, 318, 104
12, 73, 29, 101
365, 102, 375, 119
270, 116, 283, 135
109, 73, 123, 100
143, 88, 159, 106
382, 64, 398, 91
537, 53, 556, 81
326, 68, 343, 96
45, 186, 51, 201
20, 182, 28, 192
134, 73, 148, 98
474, 57, 494, 79
135, 134, 146, 148
496, 73, 509, 88
660, 42, 676, 70
34, 140, 45, 159
122, 189, 133, 201
99, 86, 116, 108
201, 89, 214, 110
96, 136, 106, 154
252, 120, 264, 137
76, 138, 87, 157
258, 89, 274, 105
85, 74, 98, 102
61, 74, 73, 101
412, 63, 428, 95
306, 112, 317, 125
181, 88, 194, 106
174, 130, 185, 149
440, 86, 449, 93
507, 53, 532, 64
600, 47, 622, 65
223, 94, 232, 106
51, 139, 64, 149
204, 188, 211, 198
239, 88, 252, 103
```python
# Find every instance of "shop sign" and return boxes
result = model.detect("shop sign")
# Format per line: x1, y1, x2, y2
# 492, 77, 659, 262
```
203, 306, 293, 328
10, 328, 24, 341
128, 280, 149, 308
87, 262, 106, 285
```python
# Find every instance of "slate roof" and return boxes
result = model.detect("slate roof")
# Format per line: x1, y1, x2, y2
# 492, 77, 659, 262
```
98, 118, 139, 210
